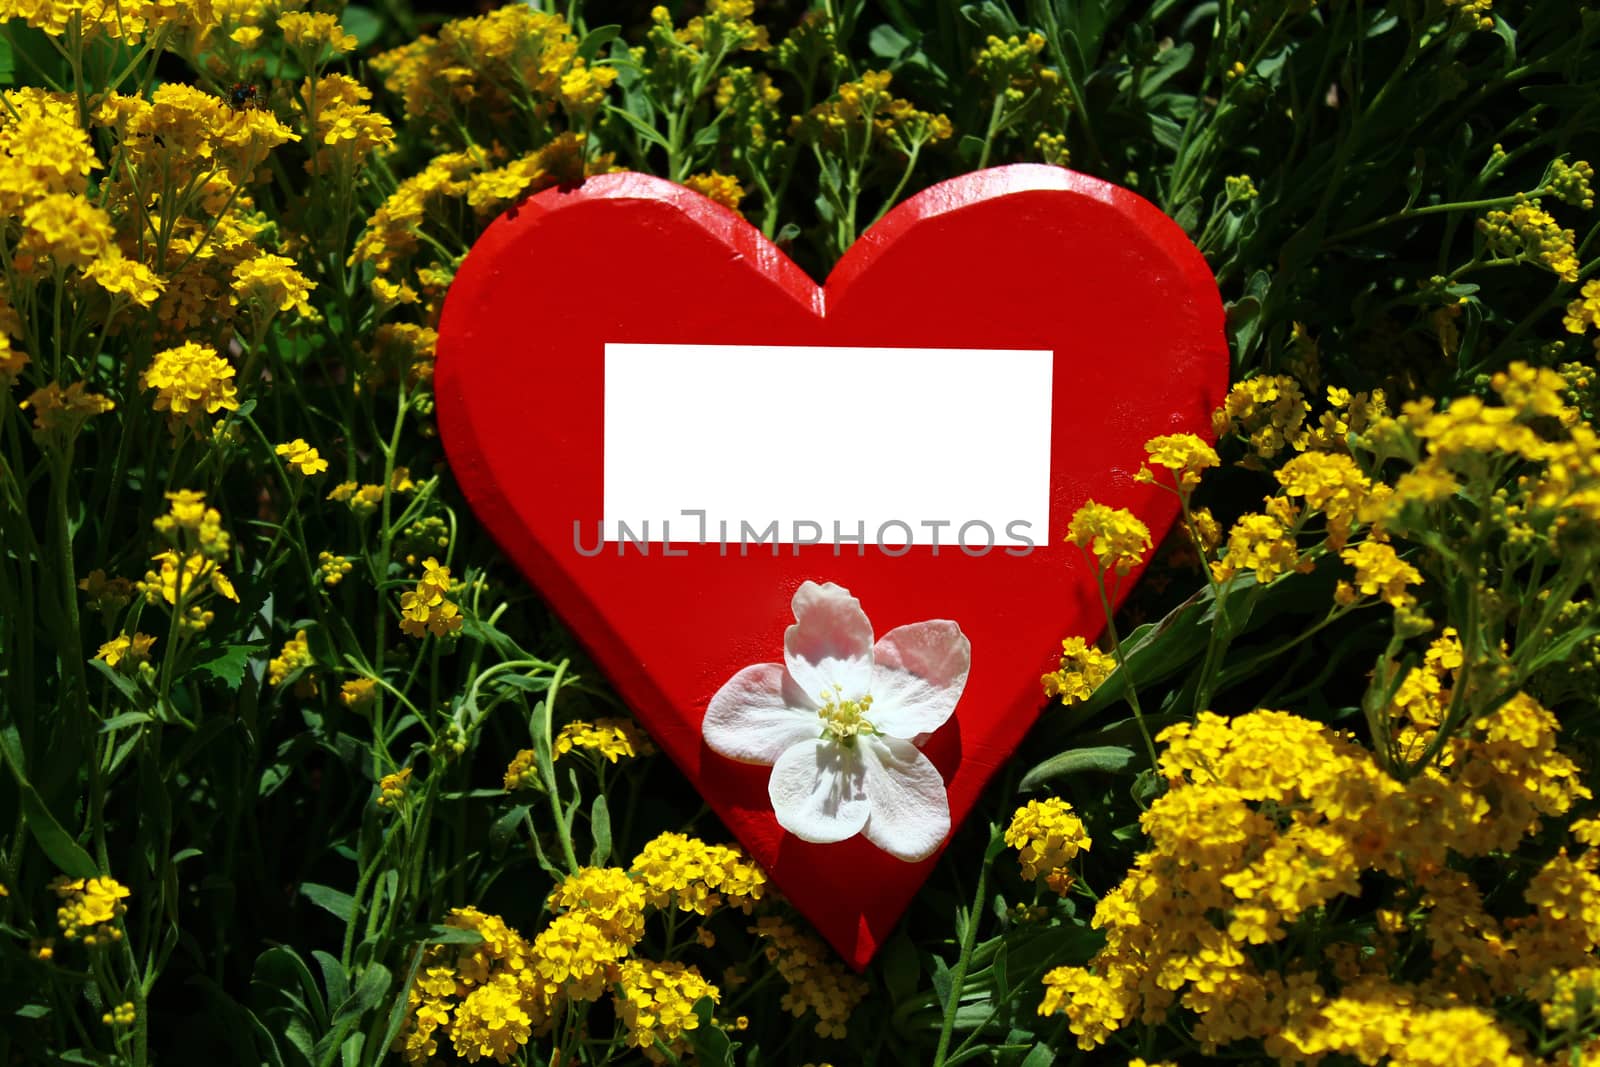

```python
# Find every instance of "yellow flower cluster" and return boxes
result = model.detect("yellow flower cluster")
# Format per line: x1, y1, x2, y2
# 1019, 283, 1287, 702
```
615, 959, 719, 1055
316, 551, 352, 586
51, 875, 130, 945
141, 490, 238, 632
1137, 433, 1220, 491
1565, 280, 1600, 350
683, 171, 746, 213
1479, 198, 1580, 282
275, 439, 328, 476
751, 916, 869, 1038
277, 10, 356, 57
267, 629, 311, 687
973, 32, 1067, 111
554, 718, 653, 763
371, 6, 609, 129
101, 1001, 136, 1027
340, 677, 377, 709
1038, 701, 1592, 1058
328, 466, 416, 518
297, 74, 396, 176
1005, 798, 1092, 894
232, 253, 316, 319
630, 832, 767, 915
399, 557, 463, 639
1067, 501, 1152, 576
795, 71, 953, 153
503, 750, 538, 792
377, 768, 411, 810
95, 631, 157, 670
1041, 636, 1116, 703
397, 834, 778, 1063
21, 381, 114, 437
141, 342, 239, 430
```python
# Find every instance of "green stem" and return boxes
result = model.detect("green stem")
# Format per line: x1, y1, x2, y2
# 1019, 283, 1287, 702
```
931, 827, 1000, 1067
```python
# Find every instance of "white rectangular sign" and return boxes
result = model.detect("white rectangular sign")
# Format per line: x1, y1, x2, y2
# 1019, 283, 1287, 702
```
602, 343, 1052, 548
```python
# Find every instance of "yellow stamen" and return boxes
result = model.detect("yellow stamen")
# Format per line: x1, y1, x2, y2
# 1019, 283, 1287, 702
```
818, 686, 875, 743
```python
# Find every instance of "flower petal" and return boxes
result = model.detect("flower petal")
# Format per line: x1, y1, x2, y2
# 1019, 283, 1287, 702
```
702, 663, 819, 766
859, 736, 951, 862
867, 620, 971, 739
784, 581, 874, 702
768, 738, 870, 844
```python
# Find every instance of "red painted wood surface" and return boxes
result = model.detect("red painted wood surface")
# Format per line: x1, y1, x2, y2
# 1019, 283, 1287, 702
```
435, 165, 1228, 969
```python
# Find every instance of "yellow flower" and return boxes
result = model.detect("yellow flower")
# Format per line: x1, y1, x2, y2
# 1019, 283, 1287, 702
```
683, 171, 746, 214
52, 875, 130, 945
1006, 798, 1092, 894
1275, 452, 1373, 549
277, 10, 357, 56
141, 342, 239, 426
340, 677, 377, 708
1480, 198, 1580, 282
19, 192, 114, 268
554, 718, 653, 762
1564, 279, 1600, 339
1215, 375, 1311, 462
95, 632, 157, 669
630, 833, 766, 915
1338, 541, 1422, 608
1041, 636, 1116, 703
232, 253, 316, 318
316, 551, 352, 586
1139, 433, 1219, 491
1212, 512, 1303, 584
615, 959, 719, 1052
21, 381, 114, 435
101, 1001, 137, 1027
275, 438, 329, 476
750, 915, 867, 1038
84, 255, 165, 307
503, 749, 538, 791
377, 767, 411, 809
267, 630, 311, 687
1067, 501, 1152, 575
398, 557, 463, 639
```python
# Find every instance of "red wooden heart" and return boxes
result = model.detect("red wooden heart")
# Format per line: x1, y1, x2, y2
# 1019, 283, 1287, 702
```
435, 165, 1227, 969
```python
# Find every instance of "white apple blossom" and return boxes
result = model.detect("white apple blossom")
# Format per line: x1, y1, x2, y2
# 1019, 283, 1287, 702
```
701, 581, 970, 862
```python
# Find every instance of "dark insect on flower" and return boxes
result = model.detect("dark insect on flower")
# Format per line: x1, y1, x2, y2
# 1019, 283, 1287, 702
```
227, 83, 263, 110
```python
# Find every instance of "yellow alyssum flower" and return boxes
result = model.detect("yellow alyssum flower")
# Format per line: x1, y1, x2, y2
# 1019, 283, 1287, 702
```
554, 718, 652, 762
153, 488, 231, 560
84, 254, 165, 307
376, 767, 411, 809
232, 253, 315, 317
751, 915, 867, 1038
51, 875, 130, 945
1337, 541, 1422, 608
399, 557, 463, 639
101, 1001, 137, 1027
340, 677, 377, 708
21, 381, 114, 434
275, 438, 329, 476
1564, 279, 1600, 340
141, 342, 239, 426
1138, 433, 1219, 491
630, 832, 766, 915
683, 171, 746, 213
95, 632, 157, 668
315, 551, 352, 585
1041, 635, 1116, 703
19, 192, 115, 268
615, 959, 719, 1052
503, 749, 538, 791
1214, 375, 1311, 462
1275, 452, 1373, 549
1067, 500, 1152, 575
298, 74, 396, 173
1211, 512, 1303, 583
278, 10, 356, 55
548, 867, 647, 945
267, 630, 311, 687
1479, 198, 1580, 282
1006, 797, 1092, 894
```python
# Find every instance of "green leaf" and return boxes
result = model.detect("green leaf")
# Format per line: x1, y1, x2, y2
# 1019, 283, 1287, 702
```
1019, 1044, 1054, 1067
579, 24, 621, 63
340, 5, 384, 49
99, 711, 152, 733
190, 644, 261, 689
684, 997, 735, 1065
0, 727, 98, 878
299, 882, 356, 923
87, 657, 141, 703
590, 793, 612, 866
606, 104, 669, 150
1019, 744, 1136, 791
313, 950, 349, 1009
